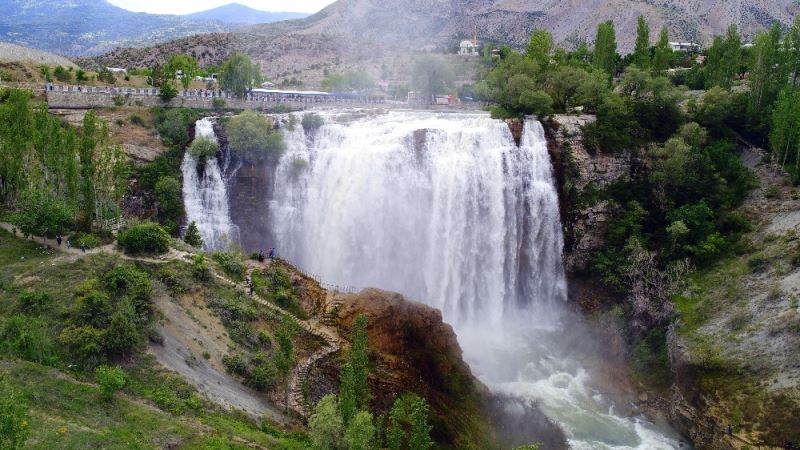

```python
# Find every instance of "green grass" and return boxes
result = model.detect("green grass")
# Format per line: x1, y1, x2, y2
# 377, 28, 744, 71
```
2, 359, 194, 449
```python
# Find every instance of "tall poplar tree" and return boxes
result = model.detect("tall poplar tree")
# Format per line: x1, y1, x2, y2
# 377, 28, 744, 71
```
653, 26, 672, 72
633, 16, 651, 68
593, 21, 618, 79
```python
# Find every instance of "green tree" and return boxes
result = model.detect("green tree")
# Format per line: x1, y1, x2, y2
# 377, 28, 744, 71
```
593, 21, 618, 79
11, 189, 74, 241
105, 300, 141, 355
633, 16, 651, 68
94, 365, 126, 400
159, 82, 178, 102
0, 375, 28, 449
408, 397, 434, 450
785, 17, 800, 87
652, 26, 672, 72
117, 222, 171, 255
219, 53, 262, 98
693, 86, 732, 131
343, 411, 376, 450
309, 395, 343, 450
526, 29, 554, 66
166, 54, 199, 90
154, 176, 183, 233
53, 65, 72, 82
184, 221, 204, 248
386, 394, 434, 450
226, 111, 285, 159
748, 23, 784, 120
770, 87, 800, 167
79, 111, 100, 226
705, 25, 741, 89
411, 55, 455, 102
273, 316, 296, 413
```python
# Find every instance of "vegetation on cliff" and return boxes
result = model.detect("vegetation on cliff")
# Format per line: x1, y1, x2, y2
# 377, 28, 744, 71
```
479, 15, 800, 447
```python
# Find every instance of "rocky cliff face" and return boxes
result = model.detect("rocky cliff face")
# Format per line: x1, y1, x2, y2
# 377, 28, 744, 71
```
547, 115, 633, 275
316, 288, 567, 449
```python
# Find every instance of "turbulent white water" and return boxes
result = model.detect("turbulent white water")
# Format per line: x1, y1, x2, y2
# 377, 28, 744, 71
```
268, 111, 687, 448
182, 118, 239, 251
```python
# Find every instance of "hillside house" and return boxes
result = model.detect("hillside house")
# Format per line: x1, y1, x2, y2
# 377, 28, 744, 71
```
459, 40, 479, 56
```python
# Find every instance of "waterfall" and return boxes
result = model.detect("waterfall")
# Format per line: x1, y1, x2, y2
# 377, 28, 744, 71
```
182, 117, 239, 251
269, 111, 686, 449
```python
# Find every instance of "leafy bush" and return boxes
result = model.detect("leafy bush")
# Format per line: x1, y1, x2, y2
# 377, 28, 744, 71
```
1, 315, 58, 366
192, 255, 211, 281
95, 365, 126, 400
153, 108, 199, 148
129, 114, 146, 127
222, 353, 248, 377
188, 136, 219, 162
16, 290, 50, 313
212, 98, 226, 110
53, 65, 72, 82
159, 83, 178, 102
226, 111, 285, 159
249, 357, 277, 391
71, 232, 101, 249
212, 251, 246, 281
117, 222, 171, 255
301, 113, 324, 135
112, 95, 126, 107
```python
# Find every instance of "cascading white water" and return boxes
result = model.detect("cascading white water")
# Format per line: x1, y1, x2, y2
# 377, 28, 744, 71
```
182, 118, 239, 251
270, 111, 687, 449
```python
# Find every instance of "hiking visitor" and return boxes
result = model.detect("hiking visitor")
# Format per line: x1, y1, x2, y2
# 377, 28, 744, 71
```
56, 234, 62, 246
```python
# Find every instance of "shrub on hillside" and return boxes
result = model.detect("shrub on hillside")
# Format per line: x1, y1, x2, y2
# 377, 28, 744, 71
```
95, 365, 126, 400
117, 222, 171, 255
154, 176, 184, 234
212, 251, 246, 281
153, 108, 199, 148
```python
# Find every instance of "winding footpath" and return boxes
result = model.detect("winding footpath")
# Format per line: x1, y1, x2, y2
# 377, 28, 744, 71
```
1, 222, 344, 420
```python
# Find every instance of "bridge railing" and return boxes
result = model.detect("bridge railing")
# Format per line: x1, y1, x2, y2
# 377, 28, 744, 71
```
45, 83, 390, 105
271, 253, 362, 294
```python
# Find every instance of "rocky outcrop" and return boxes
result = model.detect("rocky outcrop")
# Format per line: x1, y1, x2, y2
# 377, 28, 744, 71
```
327, 288, 567, 450
547, 114, 633, 274
334, 289, 491, 449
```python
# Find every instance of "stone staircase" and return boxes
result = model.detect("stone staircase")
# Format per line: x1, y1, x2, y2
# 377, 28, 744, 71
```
214, 266, 346, 419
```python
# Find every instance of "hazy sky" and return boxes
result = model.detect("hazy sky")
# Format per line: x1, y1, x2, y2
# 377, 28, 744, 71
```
107, 0, 335, 14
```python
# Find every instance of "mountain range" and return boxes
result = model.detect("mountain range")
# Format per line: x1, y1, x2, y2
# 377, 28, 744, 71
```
0, 0, 307, 56
90, 0, 800, 80
184, 3, 307, 25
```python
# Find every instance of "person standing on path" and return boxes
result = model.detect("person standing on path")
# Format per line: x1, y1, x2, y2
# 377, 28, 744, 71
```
56, 234, 62, 247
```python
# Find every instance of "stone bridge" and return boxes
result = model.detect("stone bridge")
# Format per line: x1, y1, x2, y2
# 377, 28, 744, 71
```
43, 84, 483, 112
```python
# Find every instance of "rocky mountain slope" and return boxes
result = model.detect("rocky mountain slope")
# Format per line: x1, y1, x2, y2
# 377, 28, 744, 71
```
91, 0, 799, 81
